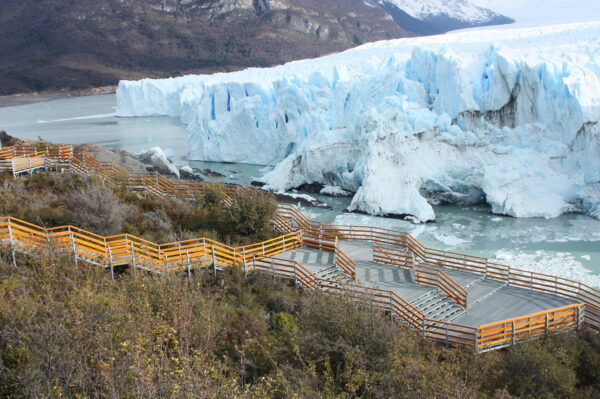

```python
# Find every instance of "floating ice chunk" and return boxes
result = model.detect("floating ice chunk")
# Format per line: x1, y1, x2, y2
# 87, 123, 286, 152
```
433, 233, 468, 246
320, 185, 352, 197
495, 250, 600, 289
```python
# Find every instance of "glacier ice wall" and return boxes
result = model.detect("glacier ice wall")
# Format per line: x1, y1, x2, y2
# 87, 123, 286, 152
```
117, 23, 600, 222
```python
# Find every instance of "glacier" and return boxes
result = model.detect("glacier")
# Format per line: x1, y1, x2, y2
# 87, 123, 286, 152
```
116, 22, 600, 223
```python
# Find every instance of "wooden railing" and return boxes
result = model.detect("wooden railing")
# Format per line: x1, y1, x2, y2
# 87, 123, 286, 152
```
300, 229, 357, 278
476, 304, 584, 351
0, 216, 303, 275
0, 145, 597, 349
334, 238, 357, 279
0, 145, 241, 202
373, 244, 467, 308
0, 215, 589, 351
412, 264, 468, 308
276, 204, 600, 331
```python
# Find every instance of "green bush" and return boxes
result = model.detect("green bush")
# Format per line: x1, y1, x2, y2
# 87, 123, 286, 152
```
222, 188, 277, 239
0, 254, 598, 398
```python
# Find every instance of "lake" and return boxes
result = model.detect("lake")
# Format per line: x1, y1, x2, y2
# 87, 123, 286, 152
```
1, 94, 599, 286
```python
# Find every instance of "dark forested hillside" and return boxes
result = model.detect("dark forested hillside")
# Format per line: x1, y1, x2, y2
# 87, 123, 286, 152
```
0, 0, 409, 95
0, 0, 514, 95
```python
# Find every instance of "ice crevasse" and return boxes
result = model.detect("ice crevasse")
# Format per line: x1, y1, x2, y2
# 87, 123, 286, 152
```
117, 22, 600, 223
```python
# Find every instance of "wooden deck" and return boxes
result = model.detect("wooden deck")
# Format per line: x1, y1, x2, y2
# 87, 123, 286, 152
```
273, 241, 577, 327
1, 142, 597, 351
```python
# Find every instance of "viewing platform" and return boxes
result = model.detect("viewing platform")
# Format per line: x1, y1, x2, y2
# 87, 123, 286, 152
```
274, 241, 576, 327
0, 142, 598, 352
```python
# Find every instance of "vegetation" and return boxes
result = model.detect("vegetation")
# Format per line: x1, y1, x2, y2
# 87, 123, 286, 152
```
0, 252, 598, 398
0, 171, 598, 398
0, 172, 277, 245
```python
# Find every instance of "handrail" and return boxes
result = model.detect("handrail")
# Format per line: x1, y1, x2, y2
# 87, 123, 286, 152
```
413, 263, 468, 308
0, 216, 302, 273
0, 214, 590, 351
0, 144, 242, 202
476, 303, 584, 351
333, 237, 356, 279
276, 204, 600, 331
0, 143, 597, 349
372, 244, 467, 308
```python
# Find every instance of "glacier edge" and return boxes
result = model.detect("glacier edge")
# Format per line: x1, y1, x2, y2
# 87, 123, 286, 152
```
116, 22, 600, 223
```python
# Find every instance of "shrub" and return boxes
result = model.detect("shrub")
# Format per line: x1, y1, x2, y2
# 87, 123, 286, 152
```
201, 183, 226, 209
502, 337, 578, 398
222, 188, 277, 239
64, 183, 132, 235
0, 253, 598, 398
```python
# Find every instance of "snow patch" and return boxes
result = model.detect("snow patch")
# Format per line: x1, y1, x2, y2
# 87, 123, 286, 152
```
384, 0, 502, 23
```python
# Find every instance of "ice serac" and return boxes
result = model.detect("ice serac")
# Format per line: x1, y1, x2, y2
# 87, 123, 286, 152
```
117, 23, 600, 223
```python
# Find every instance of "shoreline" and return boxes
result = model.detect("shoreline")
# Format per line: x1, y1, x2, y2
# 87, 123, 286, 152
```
0, 85, 117, 108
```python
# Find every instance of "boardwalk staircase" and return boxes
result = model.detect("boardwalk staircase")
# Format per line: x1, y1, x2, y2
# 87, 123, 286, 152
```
411, 290, 466, 322
0, 142, 598, 352
315, 264, 354, 284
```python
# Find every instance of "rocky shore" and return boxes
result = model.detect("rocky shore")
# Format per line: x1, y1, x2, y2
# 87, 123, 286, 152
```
0, 86, 116, 108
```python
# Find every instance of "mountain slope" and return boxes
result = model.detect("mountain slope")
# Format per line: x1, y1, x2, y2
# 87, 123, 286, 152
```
376, 0, 514, 35
0, 0, 512, 95
0, 0, 408, 95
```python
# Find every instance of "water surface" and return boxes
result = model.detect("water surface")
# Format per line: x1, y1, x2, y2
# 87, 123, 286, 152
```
1, 94, 598, 285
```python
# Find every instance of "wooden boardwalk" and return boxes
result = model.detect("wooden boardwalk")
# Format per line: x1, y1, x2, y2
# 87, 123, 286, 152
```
276, 242, 576, 327
1, 142, 598, 351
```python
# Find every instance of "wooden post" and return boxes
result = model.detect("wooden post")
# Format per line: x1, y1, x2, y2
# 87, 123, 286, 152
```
511, 322, 516, 345
108, 246, 114, 280
7, 221, 16, 266
445, 325, 449, 346
270, 258, 275, 279
211, 245, 217, 278
333, 236, 338, 268
69, 227, 78, 267
576, 306, 581, 330
130, 242, 137, 274
242, 248, 247, 276
45, 227, 53, 256
186, 251, 191, 280
545, 313, 549, 335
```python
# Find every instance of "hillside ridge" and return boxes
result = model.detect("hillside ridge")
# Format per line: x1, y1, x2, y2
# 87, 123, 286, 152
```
0, 0, 512, 95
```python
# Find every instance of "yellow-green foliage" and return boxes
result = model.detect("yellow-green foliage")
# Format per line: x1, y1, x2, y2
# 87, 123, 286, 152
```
0, 173, 598, 398
0, 172, 276, 245
0, 253, 598, 399
222, 188, 277, 240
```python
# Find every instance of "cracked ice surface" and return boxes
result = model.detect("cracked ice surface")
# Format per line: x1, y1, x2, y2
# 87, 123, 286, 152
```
117, 22, 600, 223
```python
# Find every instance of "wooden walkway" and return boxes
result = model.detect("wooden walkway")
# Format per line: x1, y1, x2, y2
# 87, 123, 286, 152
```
279, 242, 576, 327
0, 142, 599, 352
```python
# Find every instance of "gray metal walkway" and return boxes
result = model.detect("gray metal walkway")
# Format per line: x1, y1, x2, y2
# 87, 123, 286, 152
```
272, 241, 576, 328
